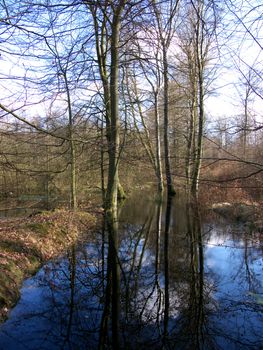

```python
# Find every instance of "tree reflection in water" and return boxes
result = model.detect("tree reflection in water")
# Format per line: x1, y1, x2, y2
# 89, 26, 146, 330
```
0, 194, 263, 349
172, 202, 216, 350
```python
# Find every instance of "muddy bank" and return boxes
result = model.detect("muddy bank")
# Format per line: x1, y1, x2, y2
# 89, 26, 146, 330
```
0, 209, 96, 322
212, 202, 263, 231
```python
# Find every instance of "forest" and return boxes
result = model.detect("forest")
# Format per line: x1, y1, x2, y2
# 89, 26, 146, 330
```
0, 0, 262, 349
0, 0, 262, 208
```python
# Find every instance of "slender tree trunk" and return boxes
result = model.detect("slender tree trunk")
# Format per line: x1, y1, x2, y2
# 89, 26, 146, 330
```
154, 91, 164, 193
46, 143, 50, 210
243, 89, 249, 159
105, 27, 120, 215
152, 0, 179, 196
186, 79, 197, 193
191, 76, 204, 196
70, 138, 77, 209
98, 120, 106, 204
137, 50, 164, 193
90, 5, 126, 205
126, 71, 157, 178
106, 22, 120, 347
185, 106, 193, 189
163, 46, 176, 197
65, 74, 77, 209
191, 1, 205, 197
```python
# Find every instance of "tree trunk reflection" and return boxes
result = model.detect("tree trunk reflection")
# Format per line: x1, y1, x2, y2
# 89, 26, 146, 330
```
99, 210, 120, 350
180, 202, 206, 349
163, 196, 172, 342
63, 244, 76, 348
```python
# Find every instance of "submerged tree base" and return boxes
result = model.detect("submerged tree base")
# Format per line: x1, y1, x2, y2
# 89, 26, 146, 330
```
117, 183, 127, 201
0, 209, 96, 323
169, 186, 176, 197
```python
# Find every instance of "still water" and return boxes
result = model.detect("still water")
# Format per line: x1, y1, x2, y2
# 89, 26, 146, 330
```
0, 193, 262, 349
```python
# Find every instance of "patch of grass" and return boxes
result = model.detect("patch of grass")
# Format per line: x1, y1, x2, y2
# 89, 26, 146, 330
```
23, 222, 51, 237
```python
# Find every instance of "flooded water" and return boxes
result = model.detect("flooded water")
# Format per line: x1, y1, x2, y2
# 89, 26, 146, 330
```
0, 193, 263, 349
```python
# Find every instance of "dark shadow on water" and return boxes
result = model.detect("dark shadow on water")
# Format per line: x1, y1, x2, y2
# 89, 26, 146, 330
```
0, 192, 263, 349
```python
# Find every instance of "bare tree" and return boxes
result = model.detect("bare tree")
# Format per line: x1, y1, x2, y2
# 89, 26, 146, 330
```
151, 0, 179, 197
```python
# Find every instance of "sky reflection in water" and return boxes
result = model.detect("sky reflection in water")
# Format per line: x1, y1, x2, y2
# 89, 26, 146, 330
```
0, 194, 262, 349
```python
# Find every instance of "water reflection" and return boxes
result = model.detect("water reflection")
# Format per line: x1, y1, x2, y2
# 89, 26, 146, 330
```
100, 208, 121, 350
173, 203, 214, 349
0, 194, 263, 349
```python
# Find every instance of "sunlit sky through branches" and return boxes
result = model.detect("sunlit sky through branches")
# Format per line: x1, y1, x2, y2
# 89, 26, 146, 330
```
0, 0, 262, 130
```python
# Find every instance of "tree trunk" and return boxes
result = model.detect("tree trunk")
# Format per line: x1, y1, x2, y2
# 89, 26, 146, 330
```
105, 3, 126, 348
185, 79, 197, 193
163, 46, 176, 197
191, 1, 205, 197
154, 91, 164, 193
65, 74, 77, 209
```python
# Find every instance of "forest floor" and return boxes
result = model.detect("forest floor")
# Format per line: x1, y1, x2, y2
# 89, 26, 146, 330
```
0, 208, 98, 323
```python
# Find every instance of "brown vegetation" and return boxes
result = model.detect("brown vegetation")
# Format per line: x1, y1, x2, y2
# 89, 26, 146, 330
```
199, 160, 263, 206
0, 209, 96, 323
